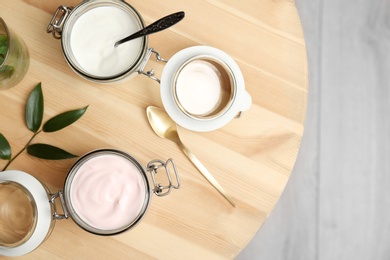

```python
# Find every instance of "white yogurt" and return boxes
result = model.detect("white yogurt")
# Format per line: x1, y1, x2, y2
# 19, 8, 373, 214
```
70, 6, 143, 77
175, 60, 222, 116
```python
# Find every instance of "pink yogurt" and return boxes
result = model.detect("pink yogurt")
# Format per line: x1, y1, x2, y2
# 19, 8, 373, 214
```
70, 154, 147, 230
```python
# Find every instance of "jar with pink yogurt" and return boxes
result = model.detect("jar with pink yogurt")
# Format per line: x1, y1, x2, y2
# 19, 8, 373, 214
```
0, 149, 180, 257
63, 149, 180, 235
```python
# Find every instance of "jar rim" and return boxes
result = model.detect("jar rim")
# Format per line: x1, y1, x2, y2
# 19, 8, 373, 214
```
172, 54, 236, 121
63, 149, 152, 236
60, 0, 148, 82
0, 181, 38, 248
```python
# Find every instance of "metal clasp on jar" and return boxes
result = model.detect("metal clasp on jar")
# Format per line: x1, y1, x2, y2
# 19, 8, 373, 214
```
47, 6, 73, 39
49, 190, 69, 220
147, 158, 180, 196
138, 47, 168, 83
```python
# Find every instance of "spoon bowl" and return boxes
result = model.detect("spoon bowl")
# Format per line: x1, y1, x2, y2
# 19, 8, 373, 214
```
146, 106, 181, 143
146, 106, 236, 207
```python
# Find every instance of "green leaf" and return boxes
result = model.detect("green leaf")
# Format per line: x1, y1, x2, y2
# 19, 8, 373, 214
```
0, 65, 15, 80
27, 143, 78, 160
0, 133, 11, 160
0, 35, 7, 65
25, 83, 44, 133
43, 106, 88, 132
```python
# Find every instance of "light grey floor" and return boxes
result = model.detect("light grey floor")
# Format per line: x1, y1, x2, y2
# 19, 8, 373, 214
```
237, 0, 390, 259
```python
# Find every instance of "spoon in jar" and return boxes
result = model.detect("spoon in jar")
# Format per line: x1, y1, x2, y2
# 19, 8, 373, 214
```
146, 106, 237, 207
114, 11, 185, 47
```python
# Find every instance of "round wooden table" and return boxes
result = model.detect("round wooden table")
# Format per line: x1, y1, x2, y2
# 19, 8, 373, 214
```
0, 0, 307, 259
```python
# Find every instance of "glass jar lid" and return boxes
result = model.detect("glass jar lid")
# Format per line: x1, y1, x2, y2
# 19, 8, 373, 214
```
0, 170, 53, 257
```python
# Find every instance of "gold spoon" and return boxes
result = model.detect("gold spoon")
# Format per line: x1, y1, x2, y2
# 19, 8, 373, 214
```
146, 106, 237, 207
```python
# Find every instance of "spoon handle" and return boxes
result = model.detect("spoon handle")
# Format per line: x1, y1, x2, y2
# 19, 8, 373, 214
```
115, 11, 185, 47
178, 142, 237, 208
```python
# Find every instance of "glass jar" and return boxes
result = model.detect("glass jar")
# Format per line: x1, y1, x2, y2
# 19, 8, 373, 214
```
47, 0, 155, 83
0, 149, 180, 257
0, 17, 30, 90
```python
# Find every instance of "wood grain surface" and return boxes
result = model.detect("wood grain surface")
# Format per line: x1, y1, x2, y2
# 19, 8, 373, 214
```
0, 0, 307, 259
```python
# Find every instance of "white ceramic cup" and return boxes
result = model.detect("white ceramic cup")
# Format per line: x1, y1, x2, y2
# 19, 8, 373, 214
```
160, 46, 252, 132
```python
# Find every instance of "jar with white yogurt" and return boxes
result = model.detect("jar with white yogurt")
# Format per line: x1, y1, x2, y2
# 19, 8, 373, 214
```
0, 149, 180, 257
47, 0, 158, 82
